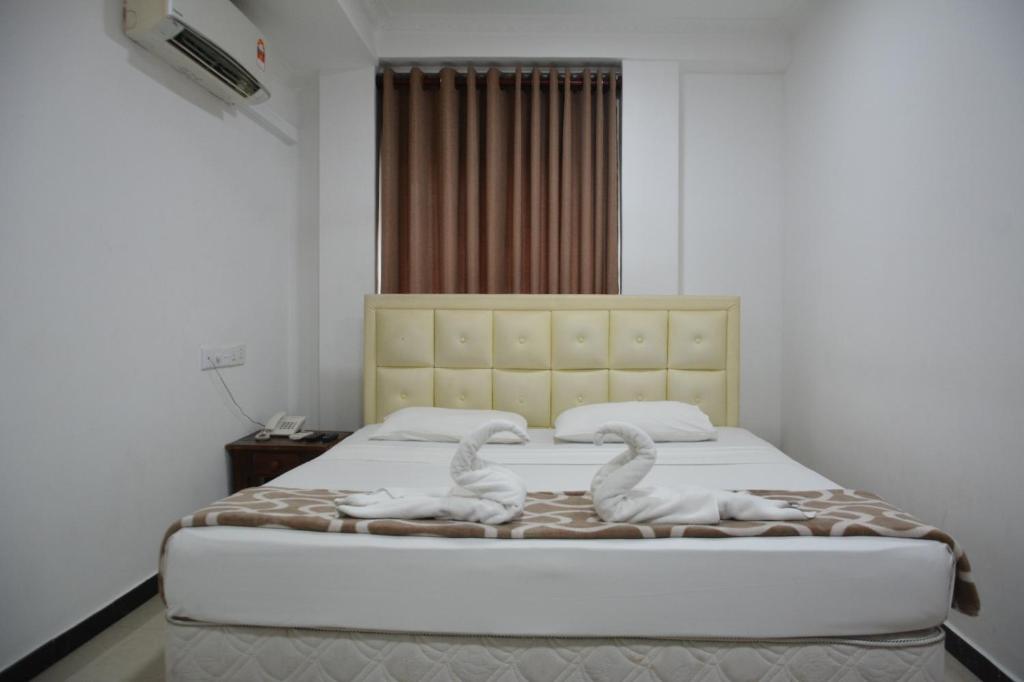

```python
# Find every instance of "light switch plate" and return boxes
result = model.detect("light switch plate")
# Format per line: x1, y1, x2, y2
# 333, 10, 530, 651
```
201, 344, 246, 370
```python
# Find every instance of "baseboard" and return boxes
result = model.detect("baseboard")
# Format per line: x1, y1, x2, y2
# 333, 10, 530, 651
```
0, 575, 158, 682
944, 624, 1018, 682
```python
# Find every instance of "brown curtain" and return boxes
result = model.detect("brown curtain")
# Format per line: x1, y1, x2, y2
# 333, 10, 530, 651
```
379, 66, 620, 294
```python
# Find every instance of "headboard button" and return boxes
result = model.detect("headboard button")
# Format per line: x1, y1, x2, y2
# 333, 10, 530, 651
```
635, 335, 644, 343
576, 395, 584, 404
635, 394, 644, 401
695, 336, 703, 344
400, 392, 407, 400
518, 336, 526, 344
459, 335, 467, 343
577, 335, 585, 343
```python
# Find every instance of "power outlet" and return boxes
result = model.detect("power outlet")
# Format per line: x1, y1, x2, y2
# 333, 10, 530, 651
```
201, 344, 246, 370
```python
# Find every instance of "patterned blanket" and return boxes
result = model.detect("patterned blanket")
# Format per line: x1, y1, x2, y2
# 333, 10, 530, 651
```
161, 486, 979, 616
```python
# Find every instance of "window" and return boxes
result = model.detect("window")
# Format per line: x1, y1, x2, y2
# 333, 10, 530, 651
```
377, 66, 621, 294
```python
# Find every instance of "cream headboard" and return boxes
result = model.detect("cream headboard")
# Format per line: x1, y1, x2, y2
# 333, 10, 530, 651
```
363, 294, 739, 428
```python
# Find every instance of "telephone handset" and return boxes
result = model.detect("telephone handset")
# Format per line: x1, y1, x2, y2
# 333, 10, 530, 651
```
254, 412, 307, 440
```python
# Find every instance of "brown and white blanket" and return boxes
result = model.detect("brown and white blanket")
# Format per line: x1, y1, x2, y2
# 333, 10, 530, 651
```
161, 486, 979, 616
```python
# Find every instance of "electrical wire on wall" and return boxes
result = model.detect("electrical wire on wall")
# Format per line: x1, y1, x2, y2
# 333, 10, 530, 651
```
210, 363, 265, 429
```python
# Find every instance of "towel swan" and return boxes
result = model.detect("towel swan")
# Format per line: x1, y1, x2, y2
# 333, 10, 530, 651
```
336, 420, 529, 525
591, 422, 814, 524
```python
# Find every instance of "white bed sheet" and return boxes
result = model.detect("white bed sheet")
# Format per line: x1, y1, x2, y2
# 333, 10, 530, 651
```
163, 427, 955, 639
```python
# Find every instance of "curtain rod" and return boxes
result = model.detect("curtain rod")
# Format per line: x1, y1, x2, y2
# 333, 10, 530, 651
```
377, 70, 622, 92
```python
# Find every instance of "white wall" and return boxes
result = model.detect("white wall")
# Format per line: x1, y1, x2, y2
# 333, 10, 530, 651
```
290, 84, 322, 423
621, 60, 680, 295
317, 67, 378, 429
681, 74, 785, 443
783, 1, 1024, 677
0, 0, 306, 669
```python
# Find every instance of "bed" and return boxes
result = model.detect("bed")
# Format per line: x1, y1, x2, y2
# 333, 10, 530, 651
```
163, 295, 954, 681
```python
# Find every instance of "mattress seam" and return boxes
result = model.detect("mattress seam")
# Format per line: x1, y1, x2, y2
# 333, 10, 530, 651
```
164, 616, 944, 649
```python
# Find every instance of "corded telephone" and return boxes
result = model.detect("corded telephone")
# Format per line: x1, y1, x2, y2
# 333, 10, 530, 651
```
254, 412, 307, 440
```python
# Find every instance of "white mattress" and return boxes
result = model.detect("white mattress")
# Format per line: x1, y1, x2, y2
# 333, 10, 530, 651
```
163, 427, 955, 639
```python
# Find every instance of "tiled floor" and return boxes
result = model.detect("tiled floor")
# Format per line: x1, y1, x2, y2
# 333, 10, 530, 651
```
32, 599, 165, 682
32, 597, 981, 681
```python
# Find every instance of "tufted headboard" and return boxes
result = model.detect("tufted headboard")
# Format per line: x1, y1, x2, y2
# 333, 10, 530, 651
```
363, 294, 739, 428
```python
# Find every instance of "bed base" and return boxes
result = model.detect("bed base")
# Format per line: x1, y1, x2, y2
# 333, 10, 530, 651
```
166, 620, 944, 681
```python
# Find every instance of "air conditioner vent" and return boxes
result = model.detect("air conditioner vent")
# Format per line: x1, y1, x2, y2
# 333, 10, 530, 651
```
124, 0, 270, 106
167, 23, 262, 100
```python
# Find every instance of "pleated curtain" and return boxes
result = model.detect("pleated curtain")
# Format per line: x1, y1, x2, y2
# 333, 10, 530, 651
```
379, 67, 620, 294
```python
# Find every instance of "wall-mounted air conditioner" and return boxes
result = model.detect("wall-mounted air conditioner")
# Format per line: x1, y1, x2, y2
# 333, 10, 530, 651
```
123, 0, 270, 105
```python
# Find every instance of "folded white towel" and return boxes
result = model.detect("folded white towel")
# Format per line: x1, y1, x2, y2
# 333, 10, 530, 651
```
591, 422, 814, 524
335, 420, 529, 525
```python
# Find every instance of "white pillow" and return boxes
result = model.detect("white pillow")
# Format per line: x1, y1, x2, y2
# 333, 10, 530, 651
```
554, 401, 717, 443
371, 407, 529, 444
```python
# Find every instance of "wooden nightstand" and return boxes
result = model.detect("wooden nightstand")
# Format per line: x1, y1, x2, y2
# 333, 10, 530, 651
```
226, 431, 353, 493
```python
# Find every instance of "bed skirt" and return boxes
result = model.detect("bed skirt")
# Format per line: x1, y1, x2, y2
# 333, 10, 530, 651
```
165, 620, 945, 682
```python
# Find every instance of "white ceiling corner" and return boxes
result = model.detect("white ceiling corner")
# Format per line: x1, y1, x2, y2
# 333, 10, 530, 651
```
236, 0, 813, 77
368, 0, 808, 27
365, 0, 811, 71
233, 0, 377, 80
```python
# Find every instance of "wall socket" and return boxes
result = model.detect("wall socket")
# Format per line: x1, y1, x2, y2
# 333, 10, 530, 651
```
200, 344, 246, 370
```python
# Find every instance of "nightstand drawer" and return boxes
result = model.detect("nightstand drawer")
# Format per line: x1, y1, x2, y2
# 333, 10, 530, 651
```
226, 431, 353, 493
251, 452, 310, 478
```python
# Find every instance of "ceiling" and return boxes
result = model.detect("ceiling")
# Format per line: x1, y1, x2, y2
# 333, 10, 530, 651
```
233, 0, 376, 79
364, 0, 809, 71
371, 0, 803, 20
365, 0, 809, 32
233, 0, 811, 80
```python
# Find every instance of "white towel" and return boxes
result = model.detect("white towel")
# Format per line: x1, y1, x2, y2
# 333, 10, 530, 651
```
591, 422, 814, 524
335, 420, 529, 525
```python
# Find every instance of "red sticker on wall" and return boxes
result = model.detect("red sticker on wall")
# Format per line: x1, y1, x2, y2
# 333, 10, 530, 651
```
256, 38, 266, 71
